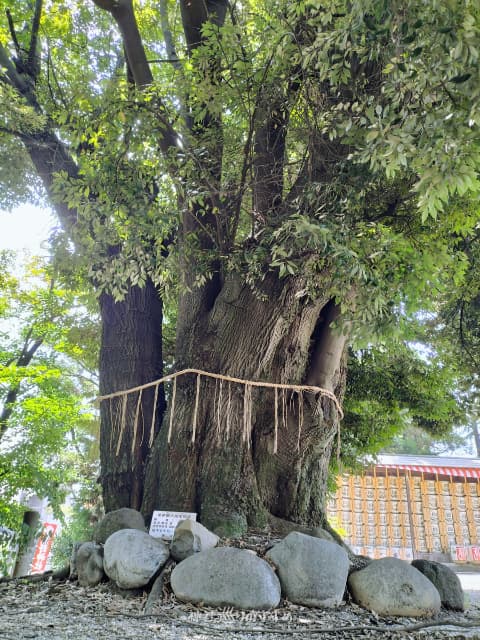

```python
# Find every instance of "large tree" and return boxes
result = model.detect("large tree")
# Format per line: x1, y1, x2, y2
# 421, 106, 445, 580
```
1, 0, 479, 535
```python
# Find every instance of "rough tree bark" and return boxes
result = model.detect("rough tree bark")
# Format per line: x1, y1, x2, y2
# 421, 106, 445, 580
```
142, 272, 346, 535
0, 5, 169, 514
99, 279, 165, 511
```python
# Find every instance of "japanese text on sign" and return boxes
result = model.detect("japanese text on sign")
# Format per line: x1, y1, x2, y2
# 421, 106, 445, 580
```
149, 510, 196, 539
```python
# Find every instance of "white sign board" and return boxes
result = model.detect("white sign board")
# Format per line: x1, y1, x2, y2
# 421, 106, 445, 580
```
149, 510, 197, 539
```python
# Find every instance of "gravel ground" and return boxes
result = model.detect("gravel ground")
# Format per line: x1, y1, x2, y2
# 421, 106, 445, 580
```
2, 537, 479, 639
1, 578, 479, 640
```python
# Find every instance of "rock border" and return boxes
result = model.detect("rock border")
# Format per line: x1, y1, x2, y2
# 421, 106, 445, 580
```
64, 508, 471, 621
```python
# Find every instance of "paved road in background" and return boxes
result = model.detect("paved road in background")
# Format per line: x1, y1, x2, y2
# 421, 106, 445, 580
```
450, 564, 480, 607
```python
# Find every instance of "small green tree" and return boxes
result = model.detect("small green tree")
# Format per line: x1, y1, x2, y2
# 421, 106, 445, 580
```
50, 473, 102, 569
340, 336, 466, 468
0, 250, 99, 532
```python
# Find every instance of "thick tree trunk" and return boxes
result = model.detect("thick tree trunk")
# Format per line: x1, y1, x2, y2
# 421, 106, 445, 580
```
99, 279, 165, 512
142, 273, 346, 535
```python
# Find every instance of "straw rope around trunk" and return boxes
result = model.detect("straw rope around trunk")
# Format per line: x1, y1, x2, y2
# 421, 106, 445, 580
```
97, 368, 344, 459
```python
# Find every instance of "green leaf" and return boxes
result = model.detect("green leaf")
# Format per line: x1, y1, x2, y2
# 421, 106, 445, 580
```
449, 73, 472, 83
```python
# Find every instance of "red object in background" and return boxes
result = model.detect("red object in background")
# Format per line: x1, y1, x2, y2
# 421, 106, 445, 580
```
470, 546, 480, 562
378, 464, 480, 479
452, 545, 469, 563
30, 522, 58, 573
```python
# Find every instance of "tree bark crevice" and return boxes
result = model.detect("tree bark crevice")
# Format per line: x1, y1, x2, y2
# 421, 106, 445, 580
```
306, 299, 350, 392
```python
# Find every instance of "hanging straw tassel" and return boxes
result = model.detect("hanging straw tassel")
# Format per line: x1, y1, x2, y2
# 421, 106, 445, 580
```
243, 383, 253, 447
109, 398, 116, 450
139, 402, 145, 448
213, 378, 218, 418
282, 388, 287, 431
226, 382, 232, 440
131, 389, 142, 456
242, 383, 248, 444
297, 390, 304, 452
97, 367, 344, 457
213, 379, 219, 441
113, 396, 123, 449
274, 387, 279, 454
191, 373, 201, 443
116, 393, 128, 455
216, 380, 223, 443
336, 419, 341, 462
149, 382, 160, 448
167, 377, 177, 444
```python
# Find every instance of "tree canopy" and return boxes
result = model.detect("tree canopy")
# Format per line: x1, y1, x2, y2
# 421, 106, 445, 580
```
1, 1, 478, 306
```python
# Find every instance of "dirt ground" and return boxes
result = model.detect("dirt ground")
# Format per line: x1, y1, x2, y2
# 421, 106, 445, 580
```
1, 575, 479, 640
2, 541, 480, 640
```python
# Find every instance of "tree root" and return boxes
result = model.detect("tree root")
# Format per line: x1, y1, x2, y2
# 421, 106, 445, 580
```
143, 558, 175, 614
0, 565, 70, 584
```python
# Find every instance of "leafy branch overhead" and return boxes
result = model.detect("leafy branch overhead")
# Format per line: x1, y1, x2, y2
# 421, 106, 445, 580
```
0, 1, 477, 312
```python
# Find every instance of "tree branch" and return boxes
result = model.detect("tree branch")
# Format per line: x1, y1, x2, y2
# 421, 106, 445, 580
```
0, 42, 35, 99
159, 0, 181, 72
91, 0, 178, 155
0, 40, 80, 233
177, 0, 229, 254
0, 37, 80, 235
158, 0, 191, 131
179, 0, 228, 54
179, 0, 228, 156
1, 28, 80, 233
0, 333, 44, 441
252, 92, 290, 217
306, 300, 350, 391
0, 64, 78, 233
5, 9, 21, 57
252, 27, 304, 219
18, 128, 80, 236
0, 384, 21, 441
108, 0, 153, 88
27, 0, 43, 79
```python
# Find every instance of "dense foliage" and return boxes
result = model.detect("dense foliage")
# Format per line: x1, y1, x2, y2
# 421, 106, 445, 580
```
0, 1, 478, 306
343, 339, 466, 466
0, 251, 99, 531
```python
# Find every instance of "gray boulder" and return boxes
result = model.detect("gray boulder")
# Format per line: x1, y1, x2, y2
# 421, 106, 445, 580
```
76, 542, 104, 587
103, 529, 170, 589
69, 541, 83, 580
170, 519, 219, 562
266, 531, 349, 607
348, 557, 441, 617
94, 508, 145, 544
171, 547, 281, 610
411, 559, 464, 611
310, 526, 336, 543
